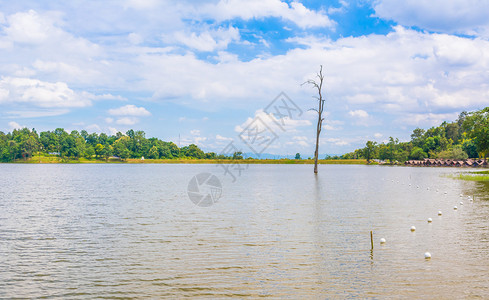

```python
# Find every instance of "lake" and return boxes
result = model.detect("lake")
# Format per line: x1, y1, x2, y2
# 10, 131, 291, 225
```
1, 164, 488, 298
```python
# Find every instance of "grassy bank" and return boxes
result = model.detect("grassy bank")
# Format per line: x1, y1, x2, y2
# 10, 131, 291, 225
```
7, 156, 370, 165
451, 170, 489, 182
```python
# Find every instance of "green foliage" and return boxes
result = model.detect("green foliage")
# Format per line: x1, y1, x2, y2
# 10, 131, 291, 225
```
362, 141, 377, 162
463, 107, 489, 158
410, 147, 427, 160
437, 145, 468, 160
344, 106, 489, 161
232, 151, 244, 160
295, 153, 301, 159
0, 127, 213, 162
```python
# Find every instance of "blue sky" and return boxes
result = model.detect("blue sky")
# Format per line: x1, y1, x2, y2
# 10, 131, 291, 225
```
1, 0, 489, 155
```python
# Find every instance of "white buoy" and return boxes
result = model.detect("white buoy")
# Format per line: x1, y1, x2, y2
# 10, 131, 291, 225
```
438, 211, 442, 216
454, 206, 458, 210
425, 252, 431, 259
444, 191, 448, 194
427, 218, 432, 223
380, 238, 386, 244
410, 226, 416, 232
460, 201, 464, 205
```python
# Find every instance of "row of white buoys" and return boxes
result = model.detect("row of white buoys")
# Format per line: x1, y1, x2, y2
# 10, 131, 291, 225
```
381, 178, 474, 260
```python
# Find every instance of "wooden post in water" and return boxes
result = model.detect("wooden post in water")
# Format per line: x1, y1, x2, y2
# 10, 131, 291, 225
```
370, 231, 374, 249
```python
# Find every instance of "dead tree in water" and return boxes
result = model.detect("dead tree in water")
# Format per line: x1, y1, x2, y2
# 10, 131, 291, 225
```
302, 65, 325, 174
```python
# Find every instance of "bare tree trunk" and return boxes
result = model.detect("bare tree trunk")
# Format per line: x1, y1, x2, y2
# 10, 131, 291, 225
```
303, 66, 325, 174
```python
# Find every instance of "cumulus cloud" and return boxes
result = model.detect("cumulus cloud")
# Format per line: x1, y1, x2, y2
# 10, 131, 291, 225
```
0, 77, 91, 108
108, 104, 151, 126
373, 0, 489, 37
203, 0, 334, 29
173, 25, 240, 52
348, 110, 369, 118
216, 134, 233, 141
190, 129, 201, 136
115, 117, 139, 125
325, 137, 348, 146
2, 10, 99, 56
108, 104, 151, 116
8, 121, 24, 130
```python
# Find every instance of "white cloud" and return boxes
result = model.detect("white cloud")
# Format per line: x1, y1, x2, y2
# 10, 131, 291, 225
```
216, 134, 233, 141
190, 129, 201, 136
115, 117, 139, 125
173, 26, 240, 52
397, 112, 459, 127
5, 109, 70, 118
86, 124, 101, 132
2, 10, 99, 55
108, 104, 151, 116
292, 135, 309, 147
108, 127, 119, 136
348, 109, 369, 118
0, 77, 91, 108
8, 121, 24, 130
193, 136, 207, 145
325, 137, 348, 146
124, 0, 160, 10
374, 133, 383, 138
373, 0, 489, 37
128, 32, 143, 45
234, 109, 311, 134
5, 10, 54, 44
204, 0, 334, 29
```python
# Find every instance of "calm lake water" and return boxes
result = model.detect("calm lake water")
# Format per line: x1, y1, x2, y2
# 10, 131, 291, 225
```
1, 164, 489, 298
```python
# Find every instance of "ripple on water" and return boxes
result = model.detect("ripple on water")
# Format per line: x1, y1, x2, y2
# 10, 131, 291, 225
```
0, 164, 488, 298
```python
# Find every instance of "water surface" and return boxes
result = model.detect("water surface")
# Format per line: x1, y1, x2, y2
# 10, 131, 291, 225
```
1, 164, 488, 298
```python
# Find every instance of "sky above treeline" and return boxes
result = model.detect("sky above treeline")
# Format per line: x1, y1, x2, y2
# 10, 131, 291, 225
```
1, 0, 489, 155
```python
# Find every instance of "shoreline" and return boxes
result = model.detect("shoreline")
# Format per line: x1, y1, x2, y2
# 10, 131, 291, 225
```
2, 157, 370, 165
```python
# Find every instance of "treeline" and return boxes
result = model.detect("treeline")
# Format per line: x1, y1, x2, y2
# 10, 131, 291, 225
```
0, 128, 234, 162
342, 107, 489, 162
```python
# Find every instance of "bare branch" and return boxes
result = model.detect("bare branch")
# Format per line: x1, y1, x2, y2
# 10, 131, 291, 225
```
301, 65, 326, 174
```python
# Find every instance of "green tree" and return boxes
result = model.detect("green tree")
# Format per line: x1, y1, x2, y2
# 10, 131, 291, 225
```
409, 147, 427, 160
445, 122, 460, 143
411, 128, 425, 146
95, 144, 104, 158
84, 145, 95, 159
148, 145, 159, 159
437, 145, 468, 160
461, 137, 478, 158
295, 153, 301, 160
232, 151, 243, 160
363, 141, 377, 163
463, 107, 489, 158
